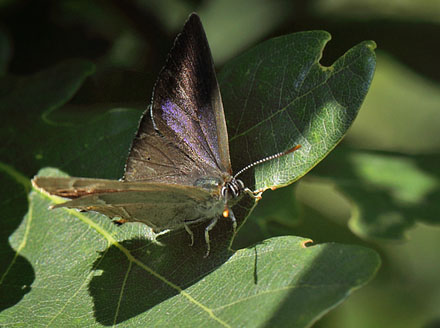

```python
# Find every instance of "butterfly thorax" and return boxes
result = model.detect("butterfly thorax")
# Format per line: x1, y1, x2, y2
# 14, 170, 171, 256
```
193, 175, 244, 224
193, 175, 244, 201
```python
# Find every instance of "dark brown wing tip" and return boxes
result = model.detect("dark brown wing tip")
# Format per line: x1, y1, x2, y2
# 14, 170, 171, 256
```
187, 12, 200, 21
184, 12, 202, 28
188, 12, 200, 18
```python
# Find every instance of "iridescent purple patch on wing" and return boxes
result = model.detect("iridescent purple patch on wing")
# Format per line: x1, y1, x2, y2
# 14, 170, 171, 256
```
161, 99, 221, 170
197, 103, 222, 168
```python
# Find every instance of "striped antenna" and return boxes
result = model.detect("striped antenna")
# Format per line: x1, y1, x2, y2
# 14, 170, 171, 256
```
233, 145, 301, 179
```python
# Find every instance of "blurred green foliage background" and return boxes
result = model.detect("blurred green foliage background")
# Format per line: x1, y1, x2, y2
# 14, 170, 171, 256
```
1, 0, 439, 327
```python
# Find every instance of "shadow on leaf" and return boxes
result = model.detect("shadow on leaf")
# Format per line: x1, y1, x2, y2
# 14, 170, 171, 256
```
89, 204, 250, 325
0, 172, 35, 311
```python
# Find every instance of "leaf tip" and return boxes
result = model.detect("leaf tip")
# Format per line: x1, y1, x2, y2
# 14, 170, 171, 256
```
365, 40, 377, 51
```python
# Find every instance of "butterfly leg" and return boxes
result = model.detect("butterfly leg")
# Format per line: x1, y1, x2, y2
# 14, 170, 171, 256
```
183, 223, 194, 246
204, 217, 218, 257
229, 209, 237, 234
244, 187, 263, 201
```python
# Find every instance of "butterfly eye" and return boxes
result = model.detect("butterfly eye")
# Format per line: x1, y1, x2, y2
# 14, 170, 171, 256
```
221, 185, 228, 199
230, 183, 240, 198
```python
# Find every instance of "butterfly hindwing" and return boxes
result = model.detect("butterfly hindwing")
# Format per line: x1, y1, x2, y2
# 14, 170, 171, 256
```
32, 177, 217, 231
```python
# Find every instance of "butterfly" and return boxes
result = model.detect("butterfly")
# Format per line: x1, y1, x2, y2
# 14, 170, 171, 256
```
32, 13, 300, 256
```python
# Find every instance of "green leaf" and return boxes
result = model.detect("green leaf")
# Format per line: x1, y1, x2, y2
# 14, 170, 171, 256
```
310, 147, 440, 240
0, 164, 34, 312
219, 31, 376, 192
0, 59, 94, 174
0, 60, 141, 313
0, 59, 143, 179
0, 31, 378, 326
1, 181, 380, 326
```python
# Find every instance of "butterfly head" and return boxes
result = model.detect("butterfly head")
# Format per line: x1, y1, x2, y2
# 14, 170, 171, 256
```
221, 178, 244, 200
217, 176, 243, 219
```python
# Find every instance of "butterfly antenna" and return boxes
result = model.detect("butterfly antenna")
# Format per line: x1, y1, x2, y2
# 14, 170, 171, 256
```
233, 145, 301, 179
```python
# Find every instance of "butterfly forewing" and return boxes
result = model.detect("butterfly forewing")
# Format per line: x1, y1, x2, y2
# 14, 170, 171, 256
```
124, 14, 231, 185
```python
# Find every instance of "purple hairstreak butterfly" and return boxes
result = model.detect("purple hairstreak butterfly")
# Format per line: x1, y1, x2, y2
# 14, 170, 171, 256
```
32, 13, 301, 256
